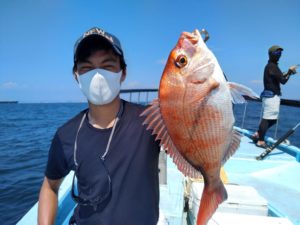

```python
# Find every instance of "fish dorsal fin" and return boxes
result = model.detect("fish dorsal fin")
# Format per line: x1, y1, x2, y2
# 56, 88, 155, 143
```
141, 99, 202, 179
222, 129, 241, 164
228, 82, 259, 104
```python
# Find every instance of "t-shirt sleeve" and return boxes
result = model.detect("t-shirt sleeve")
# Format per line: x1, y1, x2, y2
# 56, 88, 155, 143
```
45, 132, 70, 180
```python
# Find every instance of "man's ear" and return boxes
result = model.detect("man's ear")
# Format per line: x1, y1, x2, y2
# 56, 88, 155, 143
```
121, 68, 127, 82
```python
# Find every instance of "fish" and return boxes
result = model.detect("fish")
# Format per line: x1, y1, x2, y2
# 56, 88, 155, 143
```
141, 29, 258, 225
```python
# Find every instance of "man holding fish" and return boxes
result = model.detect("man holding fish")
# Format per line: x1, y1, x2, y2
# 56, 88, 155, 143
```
39, 26, 257, 225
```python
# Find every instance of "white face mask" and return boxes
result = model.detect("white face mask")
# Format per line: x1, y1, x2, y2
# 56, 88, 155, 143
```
77, 68, 122, 105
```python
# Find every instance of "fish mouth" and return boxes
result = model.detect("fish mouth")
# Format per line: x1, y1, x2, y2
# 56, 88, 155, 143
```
177, 29, 210, 58
185, 30, 201, 44
177, 29, 213, 72
178, 29, 201, 48
188, 29, 209, 43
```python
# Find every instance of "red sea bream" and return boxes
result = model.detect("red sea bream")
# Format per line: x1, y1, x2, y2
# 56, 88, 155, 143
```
141, 29, 258, 225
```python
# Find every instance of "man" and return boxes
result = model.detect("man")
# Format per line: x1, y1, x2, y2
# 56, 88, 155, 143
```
253, 45, 297, 148
38, 27, 160, 225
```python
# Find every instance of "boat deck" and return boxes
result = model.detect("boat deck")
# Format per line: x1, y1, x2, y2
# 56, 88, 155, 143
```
224, 128, 300, 225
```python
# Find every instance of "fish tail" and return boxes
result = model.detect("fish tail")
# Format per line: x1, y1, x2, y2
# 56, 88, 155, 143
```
196, 181, 227, 225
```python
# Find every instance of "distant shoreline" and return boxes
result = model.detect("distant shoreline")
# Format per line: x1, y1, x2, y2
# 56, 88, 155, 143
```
0, 101, 18, 104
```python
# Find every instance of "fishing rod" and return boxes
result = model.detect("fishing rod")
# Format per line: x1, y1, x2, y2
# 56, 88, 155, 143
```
256, 122, 300, 160
290, 64, 300, 74
294, 64, 300, 69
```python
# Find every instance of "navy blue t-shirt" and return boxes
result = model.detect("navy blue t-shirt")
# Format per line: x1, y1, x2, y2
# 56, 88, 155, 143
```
45, 100, 160, 225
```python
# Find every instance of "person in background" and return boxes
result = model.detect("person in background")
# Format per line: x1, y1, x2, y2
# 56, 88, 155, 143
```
38, 27, 160, 225
253, 45, 297, 148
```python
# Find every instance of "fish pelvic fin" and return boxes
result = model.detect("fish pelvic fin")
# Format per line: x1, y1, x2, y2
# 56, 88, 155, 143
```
196, 181, 227, 225
140, 99, 202, 179
222, 129, 241, 164
228, 82, 259, 104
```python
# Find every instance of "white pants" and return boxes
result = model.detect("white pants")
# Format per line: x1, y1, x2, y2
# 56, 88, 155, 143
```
262, 95, 280, 120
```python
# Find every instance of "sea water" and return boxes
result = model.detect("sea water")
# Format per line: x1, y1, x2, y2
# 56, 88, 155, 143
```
0, 101, 299, 225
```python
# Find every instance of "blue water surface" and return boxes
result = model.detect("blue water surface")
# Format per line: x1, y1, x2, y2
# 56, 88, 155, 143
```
0, 101, 299, 225
0, 103, 87, 225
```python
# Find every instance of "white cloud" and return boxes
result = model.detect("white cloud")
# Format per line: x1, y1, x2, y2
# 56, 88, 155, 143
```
0, 82, 28, 90
1, 81, 18, 89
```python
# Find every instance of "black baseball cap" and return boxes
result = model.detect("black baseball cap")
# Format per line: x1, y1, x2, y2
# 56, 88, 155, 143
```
74, 27, 124, 62
268, 45, 283, 54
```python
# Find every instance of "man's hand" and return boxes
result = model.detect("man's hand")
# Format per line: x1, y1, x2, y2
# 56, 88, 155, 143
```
288, 65, 299, 75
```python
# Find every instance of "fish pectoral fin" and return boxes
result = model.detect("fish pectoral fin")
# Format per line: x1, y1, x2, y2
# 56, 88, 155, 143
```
222, 129, 241, 164
140, 99, 202, 179
190, 77, 220, 104
207, 76, 220, 89
189, 76, 219, 88
228, 82, 259, 104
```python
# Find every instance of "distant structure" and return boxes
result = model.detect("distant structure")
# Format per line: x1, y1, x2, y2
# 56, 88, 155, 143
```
0, 101, 18, 104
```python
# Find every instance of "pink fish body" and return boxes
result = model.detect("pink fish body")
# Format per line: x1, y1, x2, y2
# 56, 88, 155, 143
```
141, 29, 258, 225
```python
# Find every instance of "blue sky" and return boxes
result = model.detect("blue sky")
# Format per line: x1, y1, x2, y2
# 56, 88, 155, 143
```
0, 0, 299, 102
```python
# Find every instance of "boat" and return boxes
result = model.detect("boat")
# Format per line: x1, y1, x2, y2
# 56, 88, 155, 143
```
17, 89, 300, 225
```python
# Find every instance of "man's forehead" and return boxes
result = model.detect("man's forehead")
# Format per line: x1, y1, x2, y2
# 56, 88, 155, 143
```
79, 49, 119, 63
90, 49, 119, 59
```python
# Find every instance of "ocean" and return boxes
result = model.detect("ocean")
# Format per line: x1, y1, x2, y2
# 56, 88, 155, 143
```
0, 100, 299, 225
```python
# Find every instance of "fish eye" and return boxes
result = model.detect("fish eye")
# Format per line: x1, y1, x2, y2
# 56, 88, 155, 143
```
175, 55, 188, 68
